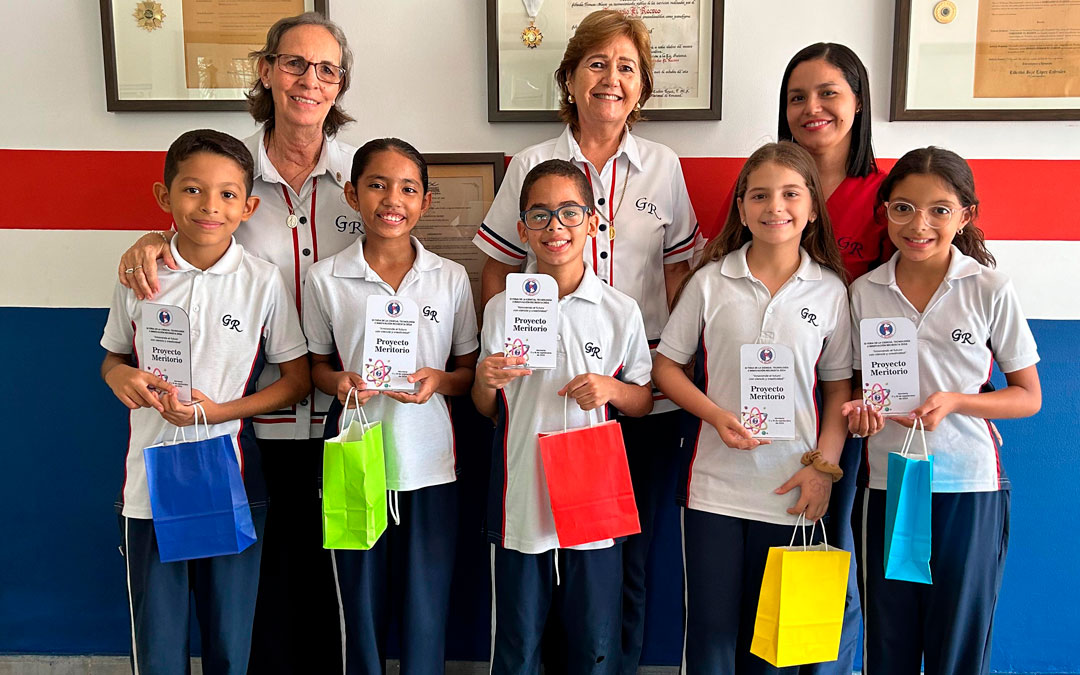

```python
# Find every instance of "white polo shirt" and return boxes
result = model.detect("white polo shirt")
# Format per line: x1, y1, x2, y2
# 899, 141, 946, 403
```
101, 238, 308, 519
472, 125, 699, 414
850, 248, 1040, 492
657, 243, 852, 526
239, 130, 360, 441
480, 263, 653, 554
303, 236, 479, 491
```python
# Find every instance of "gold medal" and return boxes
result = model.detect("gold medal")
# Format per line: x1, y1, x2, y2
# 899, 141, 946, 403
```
286, 214, 299, 229
933, 0, 957, 24
608, 225, 616, 241
521, 21, 543, 49
133, 1, 165, 32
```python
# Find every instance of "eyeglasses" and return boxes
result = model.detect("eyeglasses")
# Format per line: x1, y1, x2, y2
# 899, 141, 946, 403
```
270, 53, 346, 84
519, 204, 591, 230
884, 201, 965, 229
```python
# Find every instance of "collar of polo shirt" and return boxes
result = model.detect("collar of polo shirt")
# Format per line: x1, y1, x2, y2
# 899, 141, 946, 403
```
555, 125, 644, 173
168, 236, 244, 275
331, 235, 443, 281
869, 245, 983, 287
248, 129, 351, 189
720, 241, 822, 282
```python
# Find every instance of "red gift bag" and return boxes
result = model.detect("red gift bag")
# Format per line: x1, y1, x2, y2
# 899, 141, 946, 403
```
539, 397, 641, 548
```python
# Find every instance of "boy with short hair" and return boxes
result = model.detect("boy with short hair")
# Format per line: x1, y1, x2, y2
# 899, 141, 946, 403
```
100, 129, 310, 674
472, 159, 653, 673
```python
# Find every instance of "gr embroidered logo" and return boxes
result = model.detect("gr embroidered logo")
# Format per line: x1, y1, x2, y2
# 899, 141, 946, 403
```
800, 307, 820, 326
837, 236, 865, 259
584, 341, 602, 359
334, 214, 363, 234
634, 197, 662, 220
222, 314, 243, 332
951, 329, 975, 344
422, 305, 440, 323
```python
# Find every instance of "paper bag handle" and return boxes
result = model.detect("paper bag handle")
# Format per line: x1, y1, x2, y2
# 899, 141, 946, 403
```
788, 512, 829, 551
341, 387, 372, 437
562, 389, 601, 432
170, 402, 209, 443
898, 418, 929, 459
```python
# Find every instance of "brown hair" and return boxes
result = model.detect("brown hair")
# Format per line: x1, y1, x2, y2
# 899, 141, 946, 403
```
876, 146, 995, 267
164, 129, 254, 196
246, 12, 354, 137
674, 142, 846, 305
554, 9, 654, 132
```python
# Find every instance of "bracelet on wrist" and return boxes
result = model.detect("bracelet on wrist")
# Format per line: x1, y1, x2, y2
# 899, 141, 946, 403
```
800, 450, 844, 482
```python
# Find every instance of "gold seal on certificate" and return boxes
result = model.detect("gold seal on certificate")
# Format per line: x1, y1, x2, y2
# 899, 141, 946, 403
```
520, 0, 544, 48
933, 0, 957, 24
133, 1, 165, 32
522, 22, 543, 49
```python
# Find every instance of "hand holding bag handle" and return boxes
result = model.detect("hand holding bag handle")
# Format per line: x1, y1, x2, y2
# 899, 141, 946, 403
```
561, 387, 602, 433
898, 418, 929, 459
789, 511, 830, 550
169, 402, 209, 444
343, 387, 396, 524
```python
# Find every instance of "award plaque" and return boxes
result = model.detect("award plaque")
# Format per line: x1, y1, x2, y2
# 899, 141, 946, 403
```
100, 0, 327, 111
486, 0, 724, 121
891, 0, 1080, 120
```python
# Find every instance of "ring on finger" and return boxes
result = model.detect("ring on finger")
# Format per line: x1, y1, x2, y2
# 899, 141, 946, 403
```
852, 432, 862, 438
124, 267, 136, 274
134, 264, 143, 271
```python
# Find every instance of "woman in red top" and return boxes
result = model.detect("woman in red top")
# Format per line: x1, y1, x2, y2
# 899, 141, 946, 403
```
702, 43, 890, 282
779, 43, 884, 675
778, 42, 891, 281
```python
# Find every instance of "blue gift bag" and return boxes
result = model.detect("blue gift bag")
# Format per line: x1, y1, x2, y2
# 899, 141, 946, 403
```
884, 420, 933, 584
144, 405, 257, 563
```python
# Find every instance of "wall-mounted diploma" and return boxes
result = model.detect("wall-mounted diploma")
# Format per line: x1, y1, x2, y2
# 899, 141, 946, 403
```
504, 273, 558, 370
739, 344, 795, 440
141, 303, 192, 403
362, 296, 419, 392
859, 318, 920, 415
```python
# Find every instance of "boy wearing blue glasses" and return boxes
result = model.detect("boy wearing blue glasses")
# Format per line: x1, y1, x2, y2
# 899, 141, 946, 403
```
472, 159, 653, 673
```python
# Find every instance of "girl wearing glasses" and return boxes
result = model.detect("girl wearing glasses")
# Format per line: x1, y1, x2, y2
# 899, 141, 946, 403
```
114, 12, 360, 672
847, 147, 1041, 675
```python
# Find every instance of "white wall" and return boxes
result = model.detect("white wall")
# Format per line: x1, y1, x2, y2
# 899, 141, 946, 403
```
2, 0, 1077, 158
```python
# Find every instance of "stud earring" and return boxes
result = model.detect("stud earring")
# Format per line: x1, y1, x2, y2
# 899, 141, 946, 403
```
568, 94, 575, 104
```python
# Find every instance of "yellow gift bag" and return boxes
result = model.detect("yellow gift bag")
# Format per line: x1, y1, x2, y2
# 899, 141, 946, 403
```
750, 514, 850, 668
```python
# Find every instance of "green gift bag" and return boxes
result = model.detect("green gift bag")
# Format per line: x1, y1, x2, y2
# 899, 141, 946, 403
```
322, 391, 387, 550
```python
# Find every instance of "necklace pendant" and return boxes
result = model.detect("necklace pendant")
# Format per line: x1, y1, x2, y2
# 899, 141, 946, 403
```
521, 20, 543, 48
286, 213, 299, 229
608, 224, 616, 240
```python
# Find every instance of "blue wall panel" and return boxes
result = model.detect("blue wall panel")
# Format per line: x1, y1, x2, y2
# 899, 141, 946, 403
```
2, 308, 1077, 672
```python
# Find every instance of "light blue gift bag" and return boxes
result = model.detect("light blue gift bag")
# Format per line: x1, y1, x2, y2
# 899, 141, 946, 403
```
884, 420, 933, 584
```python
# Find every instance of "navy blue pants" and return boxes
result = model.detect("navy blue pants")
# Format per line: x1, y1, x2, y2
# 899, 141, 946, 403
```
854, 488, 1010, 675
682, 508, 810, 675
800, 436, 861, 675
120, 507, 266, 675
491, 543, 622, 675
250, 438, 342, 674
332, 480, 459, 675
619, 411, 682, 673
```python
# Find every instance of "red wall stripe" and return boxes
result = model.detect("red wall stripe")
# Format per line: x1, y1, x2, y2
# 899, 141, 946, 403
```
2, 149, 1075, 241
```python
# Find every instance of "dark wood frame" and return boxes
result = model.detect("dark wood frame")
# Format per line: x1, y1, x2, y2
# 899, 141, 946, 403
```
486, 0, 723, 122
891, 0, 1080, 121
423, 153, 507, 193
100, 0, 328, 112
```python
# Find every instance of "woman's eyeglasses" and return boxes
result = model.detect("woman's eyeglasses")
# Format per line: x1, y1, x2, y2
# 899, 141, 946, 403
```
271, 54, 346, 84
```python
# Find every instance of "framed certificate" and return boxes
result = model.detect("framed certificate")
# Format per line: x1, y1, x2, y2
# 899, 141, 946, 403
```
100, 0, 327, 111
891, 0, 1080, 120
414, 153, 507, 317
486, 0, 724, 122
